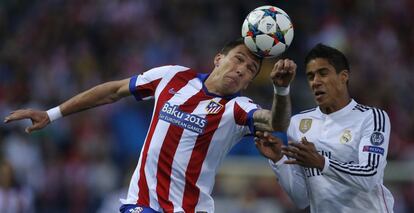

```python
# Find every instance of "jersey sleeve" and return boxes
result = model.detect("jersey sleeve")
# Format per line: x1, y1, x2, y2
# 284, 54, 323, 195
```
233, 97, 260, 135
322, 108, 391, 191
268, 118, 310, 209
129, 65, 174, 101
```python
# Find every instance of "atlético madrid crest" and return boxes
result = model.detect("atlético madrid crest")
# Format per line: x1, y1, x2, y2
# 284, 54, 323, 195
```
299, 118, 312, 133
205, 100, 223, 114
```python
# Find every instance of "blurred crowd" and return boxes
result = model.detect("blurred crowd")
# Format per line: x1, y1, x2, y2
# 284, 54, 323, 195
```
1, 0, 413, 212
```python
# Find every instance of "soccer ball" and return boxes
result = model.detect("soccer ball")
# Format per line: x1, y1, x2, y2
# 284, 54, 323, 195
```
242, 5, 294, 58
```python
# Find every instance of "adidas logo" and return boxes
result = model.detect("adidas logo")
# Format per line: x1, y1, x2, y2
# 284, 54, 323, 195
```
266, 23, 274, 31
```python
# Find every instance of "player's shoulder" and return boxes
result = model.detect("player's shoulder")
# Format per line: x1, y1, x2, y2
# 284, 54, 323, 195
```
352, 102, 390, 133
157, 65, 192, 73
233, 96, 254, 103
142, 65, 198, 82
351, 103, 371, 113
145, 65, 192, 75
231, 96, 260, 109
292, 107, 318, 119
351, 103, 389, 119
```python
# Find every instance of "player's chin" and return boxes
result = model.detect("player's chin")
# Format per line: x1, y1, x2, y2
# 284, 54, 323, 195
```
314, 93, 328, 105
314, 97, 326, 107
224, 83, 241, 94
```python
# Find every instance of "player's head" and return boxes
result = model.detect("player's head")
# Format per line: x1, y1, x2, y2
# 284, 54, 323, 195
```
304, 43, 350, 113
209, 38, 262, 96
218, 38, 263, 75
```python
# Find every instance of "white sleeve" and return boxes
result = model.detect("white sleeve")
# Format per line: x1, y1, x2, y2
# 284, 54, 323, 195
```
322, 108, 390, 191
268, 122, 309, 209
269, 157, 309, 209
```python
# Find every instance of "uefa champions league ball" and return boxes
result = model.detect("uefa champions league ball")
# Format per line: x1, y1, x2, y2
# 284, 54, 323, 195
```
242, 5, 294, 58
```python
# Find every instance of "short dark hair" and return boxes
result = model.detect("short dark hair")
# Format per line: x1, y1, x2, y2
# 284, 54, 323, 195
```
305, 43, 350, 73
220, 38, 262, 61
219, 38, 263, 76
219, 38, 246, 55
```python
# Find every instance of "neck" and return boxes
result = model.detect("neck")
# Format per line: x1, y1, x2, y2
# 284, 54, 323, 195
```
204, 72, 224, 96
320, 96, 351, 114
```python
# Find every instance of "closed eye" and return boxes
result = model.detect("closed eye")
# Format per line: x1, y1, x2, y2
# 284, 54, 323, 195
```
318, 69, 329, 76
236, 54, 257, 74
247, 64, 255, 74
235, 55, 243, 62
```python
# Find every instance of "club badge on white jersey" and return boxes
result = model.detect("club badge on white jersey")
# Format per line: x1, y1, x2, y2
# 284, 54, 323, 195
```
339, 129, 352, 144
299, 118, 312, 133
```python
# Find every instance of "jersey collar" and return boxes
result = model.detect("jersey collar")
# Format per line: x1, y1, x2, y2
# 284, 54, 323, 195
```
316, 99, 357, 118
197, 73, 241, 100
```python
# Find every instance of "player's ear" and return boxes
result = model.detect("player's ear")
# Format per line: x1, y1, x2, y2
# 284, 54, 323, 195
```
340, 70, 349, 85
214, 54, 223, 68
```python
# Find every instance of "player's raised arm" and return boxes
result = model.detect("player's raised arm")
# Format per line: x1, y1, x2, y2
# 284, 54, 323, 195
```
253, 59, 296, 132
4, 78, 131, 133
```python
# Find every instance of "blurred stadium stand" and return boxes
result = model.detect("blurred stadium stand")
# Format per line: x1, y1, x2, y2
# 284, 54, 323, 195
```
1, 0, 413, 212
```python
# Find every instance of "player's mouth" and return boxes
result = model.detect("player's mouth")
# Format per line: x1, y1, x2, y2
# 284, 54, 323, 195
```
314, 91, 326, 100
225, 75, 238, 84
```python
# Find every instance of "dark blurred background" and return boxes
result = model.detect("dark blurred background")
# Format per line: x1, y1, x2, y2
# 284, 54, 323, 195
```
1, 0, 413, 212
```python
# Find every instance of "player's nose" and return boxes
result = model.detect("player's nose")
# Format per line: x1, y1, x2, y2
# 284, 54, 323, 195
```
312, 75, 323, 86
236, 69, 244, 77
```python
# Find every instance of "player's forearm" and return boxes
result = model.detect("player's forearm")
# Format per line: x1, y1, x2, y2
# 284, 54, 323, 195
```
59, 80, 129, 117
322, 157, 384, 191
270, 94, 291, 131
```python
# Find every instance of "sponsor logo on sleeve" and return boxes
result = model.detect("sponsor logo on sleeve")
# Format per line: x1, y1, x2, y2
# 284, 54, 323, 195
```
363, 145, 384, 155
299, 118, 312, 133
370, 132, 384, 146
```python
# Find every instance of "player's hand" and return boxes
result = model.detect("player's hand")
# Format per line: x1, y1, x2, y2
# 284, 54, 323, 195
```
4, 109, 50, 133
282, 137, 325, 170
255, 131, 284, 162
270, 59, 296, 87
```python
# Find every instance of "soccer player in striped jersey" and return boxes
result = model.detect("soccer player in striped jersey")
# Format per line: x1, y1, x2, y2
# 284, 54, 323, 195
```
255, 44, 394, 212
4, 38, 296, 213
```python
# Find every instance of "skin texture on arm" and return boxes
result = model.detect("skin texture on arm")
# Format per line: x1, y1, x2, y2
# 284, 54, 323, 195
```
253, 59, 295, 132
4, 78, 131, 133
59, 78, 130, 116
271, 93, 291, 132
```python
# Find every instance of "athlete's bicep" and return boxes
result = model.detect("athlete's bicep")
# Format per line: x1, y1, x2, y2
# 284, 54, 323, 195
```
117, 78, 133, 98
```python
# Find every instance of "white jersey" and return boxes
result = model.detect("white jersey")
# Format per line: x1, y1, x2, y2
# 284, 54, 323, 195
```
122, 65, 259, 213
270, 99, 394, 213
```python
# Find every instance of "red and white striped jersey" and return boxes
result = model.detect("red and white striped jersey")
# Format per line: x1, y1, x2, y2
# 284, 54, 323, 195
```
121, 65, 259, 213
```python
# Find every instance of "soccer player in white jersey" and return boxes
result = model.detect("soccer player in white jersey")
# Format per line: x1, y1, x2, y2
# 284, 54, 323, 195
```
255, 44, 394, 213
4, 38, 296, 213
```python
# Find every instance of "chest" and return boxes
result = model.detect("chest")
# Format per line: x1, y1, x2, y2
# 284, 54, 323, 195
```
293, 116, 363, 162
157, 89, 237, 136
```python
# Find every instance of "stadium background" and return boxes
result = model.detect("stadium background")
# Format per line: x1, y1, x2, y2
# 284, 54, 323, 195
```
1, 0, 413, 212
